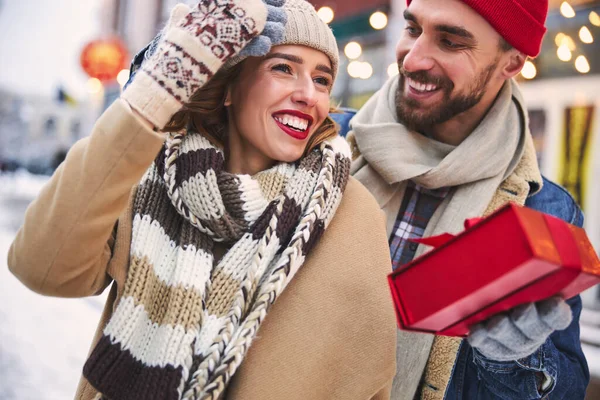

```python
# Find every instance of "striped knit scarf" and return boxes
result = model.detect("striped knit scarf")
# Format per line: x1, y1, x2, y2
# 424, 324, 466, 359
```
83, 130, 351, 400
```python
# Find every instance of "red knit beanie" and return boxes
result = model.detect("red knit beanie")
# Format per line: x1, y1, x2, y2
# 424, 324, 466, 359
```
405, 0, 548, 57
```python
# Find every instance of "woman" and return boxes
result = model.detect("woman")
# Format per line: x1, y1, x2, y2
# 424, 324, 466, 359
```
8, 0, 397, 399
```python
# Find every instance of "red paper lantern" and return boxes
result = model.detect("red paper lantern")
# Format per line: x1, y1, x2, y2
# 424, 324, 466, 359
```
80, 37, 129, 82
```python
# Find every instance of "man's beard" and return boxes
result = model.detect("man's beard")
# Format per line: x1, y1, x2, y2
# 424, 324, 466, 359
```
395, 59, 497, 133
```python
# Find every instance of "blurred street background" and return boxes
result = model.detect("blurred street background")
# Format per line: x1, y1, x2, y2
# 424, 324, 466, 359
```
1, 0, 600, 398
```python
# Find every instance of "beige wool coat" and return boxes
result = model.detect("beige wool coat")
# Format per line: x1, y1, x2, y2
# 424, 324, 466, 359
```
8, 99, 398, 400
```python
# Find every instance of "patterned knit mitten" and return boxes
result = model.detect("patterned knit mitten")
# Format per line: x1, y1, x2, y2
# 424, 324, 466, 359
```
239, 0, 288, 57
121, 0, 268, 129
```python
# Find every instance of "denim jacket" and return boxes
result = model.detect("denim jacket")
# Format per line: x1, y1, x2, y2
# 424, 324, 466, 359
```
445, 180, 590, 399
332, 111, 590, 399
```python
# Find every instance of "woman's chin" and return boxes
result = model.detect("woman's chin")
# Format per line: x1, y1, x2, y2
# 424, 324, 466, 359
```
270, 147, 306, 164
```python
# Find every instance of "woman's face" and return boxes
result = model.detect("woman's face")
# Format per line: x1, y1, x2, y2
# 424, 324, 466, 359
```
225, 44, 334, 174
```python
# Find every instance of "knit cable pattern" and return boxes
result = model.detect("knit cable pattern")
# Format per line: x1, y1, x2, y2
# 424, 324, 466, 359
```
83, 130, 350, 400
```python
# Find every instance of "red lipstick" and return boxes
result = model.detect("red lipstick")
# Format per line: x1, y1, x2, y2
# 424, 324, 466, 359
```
272, 109, 314, 140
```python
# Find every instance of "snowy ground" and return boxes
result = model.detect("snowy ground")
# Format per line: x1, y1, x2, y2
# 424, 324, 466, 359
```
1, 170, 599, 399
0, 171, 107, 400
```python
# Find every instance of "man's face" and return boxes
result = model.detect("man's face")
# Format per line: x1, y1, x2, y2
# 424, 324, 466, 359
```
395, 0, 509, 133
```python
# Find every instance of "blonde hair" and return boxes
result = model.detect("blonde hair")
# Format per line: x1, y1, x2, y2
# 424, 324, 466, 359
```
163, 61, 340, 156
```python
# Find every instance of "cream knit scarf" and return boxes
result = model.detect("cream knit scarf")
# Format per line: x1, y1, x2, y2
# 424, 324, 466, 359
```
83, 131, 351, 400
350, 77, 527, 399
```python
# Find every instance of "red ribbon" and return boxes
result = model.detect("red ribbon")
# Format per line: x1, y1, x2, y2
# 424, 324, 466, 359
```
409, 217, 483, 248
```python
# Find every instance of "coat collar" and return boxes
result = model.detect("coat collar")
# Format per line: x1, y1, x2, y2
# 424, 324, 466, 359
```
483, 128, 543, 216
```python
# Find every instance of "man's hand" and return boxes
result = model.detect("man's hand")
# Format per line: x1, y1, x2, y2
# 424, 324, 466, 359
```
467, 296, 572, 362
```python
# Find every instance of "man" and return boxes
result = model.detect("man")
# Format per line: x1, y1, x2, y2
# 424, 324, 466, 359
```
344, 0, 590, 399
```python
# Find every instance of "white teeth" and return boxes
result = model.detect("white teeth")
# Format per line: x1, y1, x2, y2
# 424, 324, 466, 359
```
274, 113, 310, 131
407, 78, 438, 93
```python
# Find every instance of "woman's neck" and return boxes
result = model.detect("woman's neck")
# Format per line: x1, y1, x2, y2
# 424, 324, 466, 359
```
225, 140, 275, 175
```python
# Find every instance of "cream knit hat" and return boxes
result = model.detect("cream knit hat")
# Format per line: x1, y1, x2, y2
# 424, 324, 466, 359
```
281, 0, 339, 78
228, 0, 339, 80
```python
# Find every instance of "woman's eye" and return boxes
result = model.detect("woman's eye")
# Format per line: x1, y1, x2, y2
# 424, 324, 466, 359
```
314, 76, 331, 87
272, 63, 292, 73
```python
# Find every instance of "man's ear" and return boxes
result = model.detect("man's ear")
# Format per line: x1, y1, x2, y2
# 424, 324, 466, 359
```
500, 50, 527, 79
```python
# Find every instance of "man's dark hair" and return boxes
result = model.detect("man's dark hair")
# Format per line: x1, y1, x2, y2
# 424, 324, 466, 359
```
499, 37, 513, 52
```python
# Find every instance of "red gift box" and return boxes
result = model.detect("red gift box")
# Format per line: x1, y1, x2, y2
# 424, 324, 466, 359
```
387, 203, 600, 337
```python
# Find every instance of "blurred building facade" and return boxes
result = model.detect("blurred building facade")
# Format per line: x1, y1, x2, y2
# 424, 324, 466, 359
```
0, 0, 104, 174
0, 88, 92, 174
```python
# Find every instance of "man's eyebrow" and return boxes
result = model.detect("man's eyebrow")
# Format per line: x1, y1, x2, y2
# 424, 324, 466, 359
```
403, 9, 417, 23
435, 24, 475, 40
265, 52, 333, 77
403, 10, 476, 42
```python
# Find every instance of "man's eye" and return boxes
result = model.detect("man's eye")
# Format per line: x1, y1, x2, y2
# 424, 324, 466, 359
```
405, 26, 420, 36
442, 39, 462, 49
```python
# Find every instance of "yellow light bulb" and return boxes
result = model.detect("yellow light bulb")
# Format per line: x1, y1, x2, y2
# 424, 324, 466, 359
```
347, 61, 362, 78
560, 2, 575, 18
575, 55, 590, 73
369, 12, 388, 30
521, 61, 537, 79
116, 69, 130, 87
589, 11, 600, 27
560, 35, 576, 51
360, 62, 373, 79
344, 42, 362, 60
87, 78, 103, 94
317, 7, 334, 24
579, 26, 593, 44
557, 44, 572, 61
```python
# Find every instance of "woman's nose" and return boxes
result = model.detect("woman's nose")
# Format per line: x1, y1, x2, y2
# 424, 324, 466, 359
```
290, 77, 318, 107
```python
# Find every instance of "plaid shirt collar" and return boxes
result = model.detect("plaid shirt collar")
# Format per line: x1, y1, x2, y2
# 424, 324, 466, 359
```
389, 181, 451, 270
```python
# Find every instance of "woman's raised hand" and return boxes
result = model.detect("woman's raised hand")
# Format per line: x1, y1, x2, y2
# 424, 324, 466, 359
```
240, 0, 288, 57
122, 0, 286, 130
